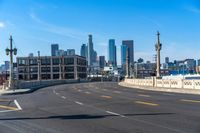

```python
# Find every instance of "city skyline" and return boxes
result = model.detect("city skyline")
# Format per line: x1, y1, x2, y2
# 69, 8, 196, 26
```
1, 0, 200, 64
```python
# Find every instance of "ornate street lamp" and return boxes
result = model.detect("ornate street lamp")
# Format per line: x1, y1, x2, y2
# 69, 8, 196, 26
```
5, 35, 17, 90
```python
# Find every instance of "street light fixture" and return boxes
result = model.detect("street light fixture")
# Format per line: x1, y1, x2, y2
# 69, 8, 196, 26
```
5, 35, 17, 90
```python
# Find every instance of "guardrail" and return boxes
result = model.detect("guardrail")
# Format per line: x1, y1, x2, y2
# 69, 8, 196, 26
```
124, 78, 200, 89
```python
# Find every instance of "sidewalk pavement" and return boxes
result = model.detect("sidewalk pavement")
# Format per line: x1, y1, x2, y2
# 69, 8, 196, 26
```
119, 82, 200, 95
0, 88, 33, 95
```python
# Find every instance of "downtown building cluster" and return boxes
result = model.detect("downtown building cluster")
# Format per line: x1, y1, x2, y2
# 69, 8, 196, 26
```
80, 35, 134, 77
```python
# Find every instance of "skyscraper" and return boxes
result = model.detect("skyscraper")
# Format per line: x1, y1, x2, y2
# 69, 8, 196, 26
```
165, 57, 169, 63
99, 56, 105, 69
122, 40, 134, 65
121, 45, 127, 65
51, 44, 59, 56
80, 44, 87, 58
67, 49, 75, 56
108, 39, 117, 66
88, 35, 93, 66
87, 34, 97, 66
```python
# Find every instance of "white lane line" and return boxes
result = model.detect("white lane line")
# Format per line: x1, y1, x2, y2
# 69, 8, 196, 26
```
53, 89, 56, 94
85, 91, 91, 94
61, 96, 66, 99
113, 91, 121, 94
102, 89, 107, 91
78, 90, 82, 92
14, 100, 22, 110
106, 111, 125, 118
75, 101, 84, 105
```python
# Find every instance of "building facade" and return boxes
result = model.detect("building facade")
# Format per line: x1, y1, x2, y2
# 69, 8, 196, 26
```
108, 39, 117, 66
121, 45, 127, 65
80, 44, 87, 58
122, 40, 134, 65
99, 56, 105, 69
87, 35, 97, 66
17, 55, 87, 80
67, 49, 75, 56
51, 44, 59, 56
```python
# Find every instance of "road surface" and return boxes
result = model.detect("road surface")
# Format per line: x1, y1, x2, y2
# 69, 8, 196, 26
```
0, 82, 200, 133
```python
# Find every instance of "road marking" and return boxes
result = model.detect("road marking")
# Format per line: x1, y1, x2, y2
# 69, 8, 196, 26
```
102, 89, 107, 91
85, 92, 91, 94
135, 101, 159, 106
138, 94, 151, 98
61, 96, 66, 99
75, 101, 83, 105
180, 99, 200, 103
78, 90, 82, 92
14, 100, 22, 110
163, 93, 175, 96
106, 111, 125, 118
101, 95, 112, 99
113, 91, 121, 94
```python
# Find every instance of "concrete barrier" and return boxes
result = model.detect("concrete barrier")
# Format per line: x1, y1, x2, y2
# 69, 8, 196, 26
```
123, 78, 200, 89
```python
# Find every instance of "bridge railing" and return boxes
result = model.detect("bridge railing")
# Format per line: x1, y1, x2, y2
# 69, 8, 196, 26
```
124, 78, 200, 89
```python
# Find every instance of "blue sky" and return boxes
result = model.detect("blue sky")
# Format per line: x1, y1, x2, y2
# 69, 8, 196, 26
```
0, 0, 200, 65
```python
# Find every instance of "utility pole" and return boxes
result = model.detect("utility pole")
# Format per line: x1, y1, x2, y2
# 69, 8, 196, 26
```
37, 51, 41, 81
155, 31, 162, 77
6, 35, 17, 90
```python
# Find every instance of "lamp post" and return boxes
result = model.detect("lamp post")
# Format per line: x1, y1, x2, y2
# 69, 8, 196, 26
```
5, 35, 17, 90
155, 31, 162, 78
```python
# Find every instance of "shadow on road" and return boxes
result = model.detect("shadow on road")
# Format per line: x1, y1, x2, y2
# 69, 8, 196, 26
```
0, 113, 175, 121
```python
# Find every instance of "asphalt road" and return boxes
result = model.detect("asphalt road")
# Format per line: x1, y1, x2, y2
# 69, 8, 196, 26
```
0, 82, 200, 133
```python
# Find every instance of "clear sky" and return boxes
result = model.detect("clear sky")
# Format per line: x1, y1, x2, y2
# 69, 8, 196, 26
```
0, 0, 200, 65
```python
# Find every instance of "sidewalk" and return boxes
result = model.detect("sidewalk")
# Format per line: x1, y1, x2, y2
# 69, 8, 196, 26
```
119, 82, 200, 95
0, 88, 33, 95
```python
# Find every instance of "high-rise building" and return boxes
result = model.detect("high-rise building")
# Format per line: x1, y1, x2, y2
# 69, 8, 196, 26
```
165, 57, 169, 63
122, 40, 134, 65
88, 35, 93, 66
197, 59, 200, 66
51, 44, 59, 56
81, 44, 87, 58
121, 45, 127, 65
99, 56, 105, 69
87, 35, 97, 66
108, 39, 117, 66
67, 49, 75, 56
55, 49, 65, 56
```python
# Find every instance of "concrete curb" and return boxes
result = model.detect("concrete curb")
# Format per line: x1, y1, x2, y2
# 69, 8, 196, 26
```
0, 81, 89, 95
119, 82, 200, 95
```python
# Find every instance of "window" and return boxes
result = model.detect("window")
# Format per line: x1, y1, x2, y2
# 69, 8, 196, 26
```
64, 58, 74, 65
29, 59, 37, 65
41, 58, 51, 65
65, 67, 74, 72
41, 67, 51, 72
30, 67, 38, 73
53, 67, 60, 72
52, 58, 60, 65
18, 59, 26, 66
